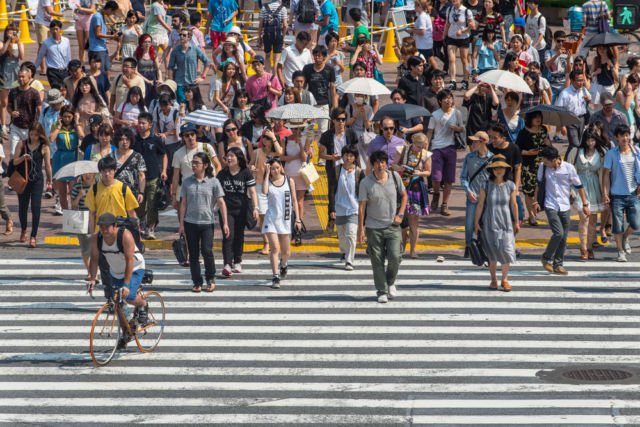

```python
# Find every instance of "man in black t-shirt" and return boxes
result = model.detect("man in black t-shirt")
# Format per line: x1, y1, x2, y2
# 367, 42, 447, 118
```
398, 56, 428, 107
134, 112, 167, 240
302, 45, 337, 133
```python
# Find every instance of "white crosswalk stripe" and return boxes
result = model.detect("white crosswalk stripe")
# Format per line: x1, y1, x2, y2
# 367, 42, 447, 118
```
1, 256, 640, 425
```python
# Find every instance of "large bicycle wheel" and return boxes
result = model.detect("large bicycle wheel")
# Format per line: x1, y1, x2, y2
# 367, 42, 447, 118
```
89, 302, 120, 367
135, 290, 165, 353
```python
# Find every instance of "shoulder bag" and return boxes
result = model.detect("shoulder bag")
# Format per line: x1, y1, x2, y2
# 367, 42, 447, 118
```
8, 150, 28, 194
299, 155, 319, 186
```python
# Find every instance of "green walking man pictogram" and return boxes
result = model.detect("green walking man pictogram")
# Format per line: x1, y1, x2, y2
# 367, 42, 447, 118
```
620, 6, 633, 26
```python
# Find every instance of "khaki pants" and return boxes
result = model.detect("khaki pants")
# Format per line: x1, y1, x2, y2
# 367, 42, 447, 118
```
365, 224, 402, 295
137, 178, 160, 228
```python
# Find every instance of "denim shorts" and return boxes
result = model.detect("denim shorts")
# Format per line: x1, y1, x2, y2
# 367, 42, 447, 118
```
111, 269, 145, 302
611, 195, 640, 234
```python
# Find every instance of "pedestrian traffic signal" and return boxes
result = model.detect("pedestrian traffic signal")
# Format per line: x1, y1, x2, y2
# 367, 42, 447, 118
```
613, 0, 639, 30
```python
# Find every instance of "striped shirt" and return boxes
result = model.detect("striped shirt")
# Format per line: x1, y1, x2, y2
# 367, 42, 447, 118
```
582, 0, 608, 33
259, 1, 288, 23
620, 153, 636, 194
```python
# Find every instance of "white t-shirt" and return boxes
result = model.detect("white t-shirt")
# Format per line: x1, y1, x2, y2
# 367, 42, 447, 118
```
446, 5, 473, 40
172, 142, 217, 180
427, 108, 463, 150
414, 11, 433, 50
116, 102, 143, 123
278, 45, 313, 87
524, 12, 547, 50
35, 0, 54, 26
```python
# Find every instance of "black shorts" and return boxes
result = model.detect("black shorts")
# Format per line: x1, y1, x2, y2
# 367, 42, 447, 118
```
445, 36, 471, 48
263, 35, 284, 54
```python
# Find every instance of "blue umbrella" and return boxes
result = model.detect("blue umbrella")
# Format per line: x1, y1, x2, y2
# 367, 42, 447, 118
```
520, 105, 582, 127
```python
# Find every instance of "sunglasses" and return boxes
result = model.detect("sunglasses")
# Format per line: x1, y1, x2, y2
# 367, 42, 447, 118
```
334, 117, 347, 122
225, 127, 238, 132
383, 127, 395, 131
180, 33, 189, 38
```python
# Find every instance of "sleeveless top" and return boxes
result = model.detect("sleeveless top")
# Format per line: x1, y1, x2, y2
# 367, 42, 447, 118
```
266, 177, 293, 222
101, 233, 145, 279
137, 57, 157, 79
122, 26, 139, 45
596, 63, 615, 86
25, 142, 45, 182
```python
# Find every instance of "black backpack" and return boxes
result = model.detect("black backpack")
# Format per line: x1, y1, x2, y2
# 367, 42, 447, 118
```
97, 217, 145, 255
263, 4, 285, 40
297, 0, 316, 24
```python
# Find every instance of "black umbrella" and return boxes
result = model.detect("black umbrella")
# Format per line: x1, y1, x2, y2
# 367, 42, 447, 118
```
372, 103, 431, 122
520, 105, 582, 127
584, 32, 630, 48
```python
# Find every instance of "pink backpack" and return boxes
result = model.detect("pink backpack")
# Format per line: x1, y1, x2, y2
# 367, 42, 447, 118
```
433, 16, 446, 42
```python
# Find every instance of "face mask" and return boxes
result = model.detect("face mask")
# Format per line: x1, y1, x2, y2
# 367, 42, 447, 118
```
355, 97, 365, 105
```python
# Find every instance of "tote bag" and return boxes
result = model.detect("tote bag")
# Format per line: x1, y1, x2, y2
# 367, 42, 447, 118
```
62, 210, 90, 234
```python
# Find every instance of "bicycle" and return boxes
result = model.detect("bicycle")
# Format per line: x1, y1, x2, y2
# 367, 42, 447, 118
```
89, 284, 166, 367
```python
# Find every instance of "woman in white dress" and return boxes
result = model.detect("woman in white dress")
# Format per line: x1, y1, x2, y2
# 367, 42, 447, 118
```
261, 158, 302, 289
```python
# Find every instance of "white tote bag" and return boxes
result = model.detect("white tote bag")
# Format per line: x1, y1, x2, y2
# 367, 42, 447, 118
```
299, 161, 320, 186
63, 210, 90, 234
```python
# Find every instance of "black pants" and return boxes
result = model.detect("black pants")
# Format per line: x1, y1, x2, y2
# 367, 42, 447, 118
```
327, 165, 337, 217
220, 210, 246, 266
46, 68, 67, 89
18, 177, 43, 237
184, 221, 215, 286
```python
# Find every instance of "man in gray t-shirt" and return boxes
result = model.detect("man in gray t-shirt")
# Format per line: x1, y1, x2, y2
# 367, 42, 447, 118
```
357, 150, 407, 304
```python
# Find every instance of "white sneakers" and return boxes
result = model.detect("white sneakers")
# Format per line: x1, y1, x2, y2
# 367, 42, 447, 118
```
222, 265, 233, 277
232, 264, 242, 273
617, 251, 628, 262
377, 286, 398, 303
623, 237, 632, 255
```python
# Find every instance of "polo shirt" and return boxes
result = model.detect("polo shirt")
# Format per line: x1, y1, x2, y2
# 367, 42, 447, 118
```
367, 135, 406, 166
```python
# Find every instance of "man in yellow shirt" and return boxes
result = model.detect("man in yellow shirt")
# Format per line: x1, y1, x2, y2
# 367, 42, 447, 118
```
85, 156, 139, 298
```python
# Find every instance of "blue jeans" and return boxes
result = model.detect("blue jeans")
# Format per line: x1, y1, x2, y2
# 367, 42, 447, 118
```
611, 194, 640, 234
465, 199, 478, 245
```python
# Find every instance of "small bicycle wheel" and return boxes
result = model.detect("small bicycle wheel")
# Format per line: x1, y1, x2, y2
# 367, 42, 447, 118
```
135, 290, 166, 353
89, 302, 120, 367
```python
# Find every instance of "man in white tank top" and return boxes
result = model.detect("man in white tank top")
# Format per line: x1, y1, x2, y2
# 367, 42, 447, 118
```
88, 213, 148, 327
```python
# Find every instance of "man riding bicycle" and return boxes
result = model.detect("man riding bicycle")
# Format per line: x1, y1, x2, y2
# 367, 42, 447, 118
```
88, 212, 148, 348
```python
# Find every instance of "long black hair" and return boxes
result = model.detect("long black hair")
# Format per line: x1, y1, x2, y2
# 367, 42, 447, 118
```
193, 152, 214, 178
579, 128, 608, 158
184, 84, 205, 112
125, 86, 146, 111
72, 76, 107, 109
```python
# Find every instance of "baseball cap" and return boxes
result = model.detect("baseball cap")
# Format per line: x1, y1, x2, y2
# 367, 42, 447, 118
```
601, 92, 615, 105
252, 55, 265, 64
514, 17, 525, 27
180, 122, 197, 136
468, 131, 490, 142
88, 114, 103, 126
97, 213, 118, 226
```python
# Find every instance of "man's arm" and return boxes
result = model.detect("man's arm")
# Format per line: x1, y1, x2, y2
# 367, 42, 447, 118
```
122, 231, 135, 285
35, 42, 48, 70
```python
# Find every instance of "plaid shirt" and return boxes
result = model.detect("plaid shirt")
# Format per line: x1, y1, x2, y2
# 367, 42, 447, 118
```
582, 0, 609, 33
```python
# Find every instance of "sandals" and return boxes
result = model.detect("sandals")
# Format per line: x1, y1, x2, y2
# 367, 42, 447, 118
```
3, 219, 13, 236
501, 280, 512, 292
580, 249, 589, 261
587, 249, 595, 260
205, 282, 216, 293
19, 230, 27, 242
191, 284, 202, 293
489, 280, 498, 290
29, 237, 36, 249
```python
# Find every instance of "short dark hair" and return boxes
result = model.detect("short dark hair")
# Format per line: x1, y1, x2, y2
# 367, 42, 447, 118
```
614, 124, 631, 136
524, 111, 543, 128
627, 56, 640, 70
539, 146, 560, 160
292, 70, 306, 82
569, 70, 584, 81
390, 88, 407, 100
20, 61, 37, 77
190, 12, 202, 25
553, 30, 567, 41
488, 122, 508, 138
296, 31, 311, 43
103, 0, 119, 11
114, 127, 136, 146
436, 88, 453, 105
123, 57, 137, 68
138, 112, 153, 123
341, 144, 359, 159
173, 10, 187, 24
504, 91, 520, 103
369, 150, 389, 166
49, 19, 62, 29
89, 52, 102, 63
98, 156, 117, 171
312, 45, 328, 57
352, 61, 366, 71
349, 8, 362, 21
330, 106, 347, 120
324, 31, 339, 45
407, 56, 423, 69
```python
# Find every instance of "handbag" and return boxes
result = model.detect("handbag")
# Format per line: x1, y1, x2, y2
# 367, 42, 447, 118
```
454, 132, 467, 150
155, 179, 169, 211
245, 198, 258, 230
8, 157, 28, 194
62, 210, 90, 234
373, 67, 385, 85
299, 158, 319, 185
172, 234, 189, 266
469, 235, 488, 267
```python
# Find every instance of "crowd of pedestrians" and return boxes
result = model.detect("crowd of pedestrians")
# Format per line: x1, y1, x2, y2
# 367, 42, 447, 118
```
0, 0, 639, 304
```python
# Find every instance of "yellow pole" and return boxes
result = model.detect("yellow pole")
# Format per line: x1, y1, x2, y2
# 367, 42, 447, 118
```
0, 0, 7, 31
18, 6, 34, 44
245, 32, 255, 76
382, 23, 398, 63
196, 1, 202, 14
53, 0, 60, 14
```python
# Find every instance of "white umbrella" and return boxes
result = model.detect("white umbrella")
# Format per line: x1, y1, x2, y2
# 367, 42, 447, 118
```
339, 77, 391, 96
183, 109, 228, 128
477, 70, 533, 94
53, 160, 98, 180
266, 103, 330, 120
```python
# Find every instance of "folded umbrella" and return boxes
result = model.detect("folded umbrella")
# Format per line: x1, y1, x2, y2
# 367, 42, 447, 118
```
520, 104, 582, 128
266, 103, 330, 120
53, 160, 99, 180
183, 109, 229, 128
584, 32, 630, 48
477, 70, 533, 94
339, 77, 391, 96
372, 103, 431, 122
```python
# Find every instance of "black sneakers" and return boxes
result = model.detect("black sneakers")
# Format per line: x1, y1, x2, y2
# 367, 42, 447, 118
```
136, 303, 149, 326
279, 264, 288, 279
271, 275, 281, 289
